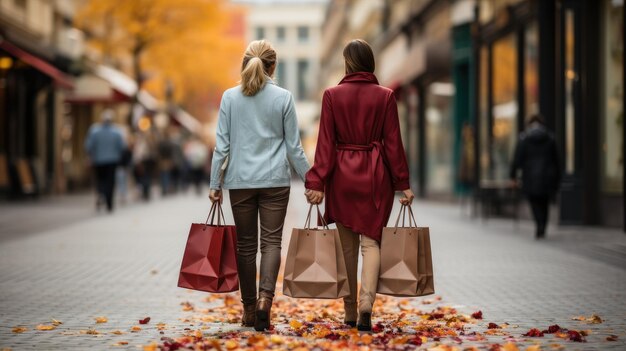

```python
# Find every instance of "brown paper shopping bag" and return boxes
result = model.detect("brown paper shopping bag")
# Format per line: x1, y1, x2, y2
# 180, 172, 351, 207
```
377, 204, 434, 297
283, 205, 350, 299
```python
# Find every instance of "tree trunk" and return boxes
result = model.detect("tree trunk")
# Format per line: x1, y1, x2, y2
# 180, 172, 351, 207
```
128, 42, 144, 127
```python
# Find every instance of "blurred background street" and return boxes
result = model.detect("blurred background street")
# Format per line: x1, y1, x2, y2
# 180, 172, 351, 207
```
0, 0, 625, 350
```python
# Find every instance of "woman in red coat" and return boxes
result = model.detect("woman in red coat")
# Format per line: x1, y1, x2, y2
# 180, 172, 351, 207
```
305, 39, 414, 331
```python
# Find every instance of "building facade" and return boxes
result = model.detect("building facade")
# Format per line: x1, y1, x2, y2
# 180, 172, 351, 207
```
320, 0, 624, 228
474, 0, 625, 228
235, 0, 328, 158
0, 0, 83, 196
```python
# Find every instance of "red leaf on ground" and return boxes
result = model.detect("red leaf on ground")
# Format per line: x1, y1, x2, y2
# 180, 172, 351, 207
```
139, 317, 151, 325
545, 324, 561, 333
606, 335, 618, 341
487, 323, 500, 329
567, 330, 585, 342
408, 336, 423, 346
372, 323, 385, 333
523, 328, 544, 337
472, 311, 483, 319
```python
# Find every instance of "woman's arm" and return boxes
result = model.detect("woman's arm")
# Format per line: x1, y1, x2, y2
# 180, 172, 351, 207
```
305, 90, 336, 192
283, 92, 311, 181
209, 91, 231, 191
382, 92, 410, 191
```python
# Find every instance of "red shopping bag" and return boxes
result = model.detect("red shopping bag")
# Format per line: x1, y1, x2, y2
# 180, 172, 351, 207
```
178, 202, 238, 293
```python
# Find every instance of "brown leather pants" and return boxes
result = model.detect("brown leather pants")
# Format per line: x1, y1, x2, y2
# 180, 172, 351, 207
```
229, 187, 290, 305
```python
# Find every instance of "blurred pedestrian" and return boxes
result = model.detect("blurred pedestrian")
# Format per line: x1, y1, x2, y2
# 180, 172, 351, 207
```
184, 136, 209, 195
510, 114, 561, 239
209, 40, 310, 331
84, 109, 126, 212
133, 131, 157, 201
157, 132, 176, 196
305, 39, 414, 331
116, 132, 133, 205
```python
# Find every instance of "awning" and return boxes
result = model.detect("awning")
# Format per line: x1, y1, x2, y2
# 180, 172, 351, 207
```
172, 108, 202, 134
0, 39, 74, 89
94, 65, 137, 98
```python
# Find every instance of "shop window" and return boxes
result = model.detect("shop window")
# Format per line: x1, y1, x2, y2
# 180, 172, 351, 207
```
524, 22, 539, 117
256, 27, 265, 40
276, 61, 286, 88
425, 82, 454, 193
491, 34, 518, 181
276, 26, 286, 42
297, 26, 309, 42
297, 59, 309, 100
479, 46, 490, 181
564, 10, 576, 175
601, 0, 624, 193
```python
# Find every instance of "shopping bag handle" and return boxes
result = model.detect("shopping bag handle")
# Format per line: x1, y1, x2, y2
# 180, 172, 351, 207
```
393, 204, 418, 231
204, 201, 226, 228
304, 204, 329, 230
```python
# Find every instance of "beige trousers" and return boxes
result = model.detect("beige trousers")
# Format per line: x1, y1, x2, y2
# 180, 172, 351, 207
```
337, 223, 380, 321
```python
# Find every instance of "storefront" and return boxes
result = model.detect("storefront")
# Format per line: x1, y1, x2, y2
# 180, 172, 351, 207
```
0, 39, 74, 197
473, 0, 624, 228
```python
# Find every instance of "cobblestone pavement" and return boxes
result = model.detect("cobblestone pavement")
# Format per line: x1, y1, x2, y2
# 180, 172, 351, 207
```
1, 182, 625, 350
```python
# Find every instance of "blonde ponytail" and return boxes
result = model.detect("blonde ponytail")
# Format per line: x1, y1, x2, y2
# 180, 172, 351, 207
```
240, 40, 277, 96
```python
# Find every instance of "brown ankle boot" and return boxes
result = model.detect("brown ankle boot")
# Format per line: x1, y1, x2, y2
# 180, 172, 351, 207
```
254, 291, 273, 331
242, 302, 256, 327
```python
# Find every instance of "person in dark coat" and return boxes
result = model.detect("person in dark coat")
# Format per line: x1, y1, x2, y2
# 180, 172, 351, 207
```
510, 114, 561, 238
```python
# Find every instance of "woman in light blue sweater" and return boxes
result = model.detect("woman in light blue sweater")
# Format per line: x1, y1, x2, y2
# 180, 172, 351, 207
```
209, 40, 310, 331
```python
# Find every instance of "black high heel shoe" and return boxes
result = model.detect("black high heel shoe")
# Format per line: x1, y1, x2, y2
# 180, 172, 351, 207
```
357, 312, 372, 331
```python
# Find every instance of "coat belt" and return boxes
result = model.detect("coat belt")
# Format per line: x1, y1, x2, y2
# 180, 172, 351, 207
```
336, 142, 385, 209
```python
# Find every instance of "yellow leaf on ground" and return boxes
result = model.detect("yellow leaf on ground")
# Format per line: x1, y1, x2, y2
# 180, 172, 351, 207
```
143, 343, 158, 351
131, 326, 142, 332
36, 325, 56, 331
156, 323, 167, 330
428, 345, 458, 351
81, 328, 100, 335
503, 342, 520, 351
113, 341, 129, 346
270, 335, 284, 344
95, 316, 108, 323
525, 345, 541, 351
289, 319, 303, 330
51, 319, 62, 326
11, 326, 27, 333
224, 340, 238, 350
361, 334, 373, 345
588, 314, 603, 324
110, 330, 124, 335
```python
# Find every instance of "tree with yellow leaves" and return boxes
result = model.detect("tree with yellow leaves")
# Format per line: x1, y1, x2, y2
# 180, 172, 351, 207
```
76, 0, 244, 122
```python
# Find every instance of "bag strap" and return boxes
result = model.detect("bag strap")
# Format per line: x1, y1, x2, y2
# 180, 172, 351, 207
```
393, 204, 418, 232
304, 204, 329, 230
204, 202, 227, 228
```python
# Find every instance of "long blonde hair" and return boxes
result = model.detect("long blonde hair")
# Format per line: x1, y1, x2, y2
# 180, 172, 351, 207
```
240, 40, 277, 96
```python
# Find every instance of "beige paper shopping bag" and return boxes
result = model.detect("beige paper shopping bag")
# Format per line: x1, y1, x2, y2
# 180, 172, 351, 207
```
283, 205, 350, 299
377, 204, 434, 297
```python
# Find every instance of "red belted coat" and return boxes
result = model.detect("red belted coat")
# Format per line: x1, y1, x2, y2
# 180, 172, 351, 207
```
305, 72, 410, 242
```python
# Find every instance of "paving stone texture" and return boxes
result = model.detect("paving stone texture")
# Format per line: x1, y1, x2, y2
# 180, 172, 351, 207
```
1, 182, 625, 350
